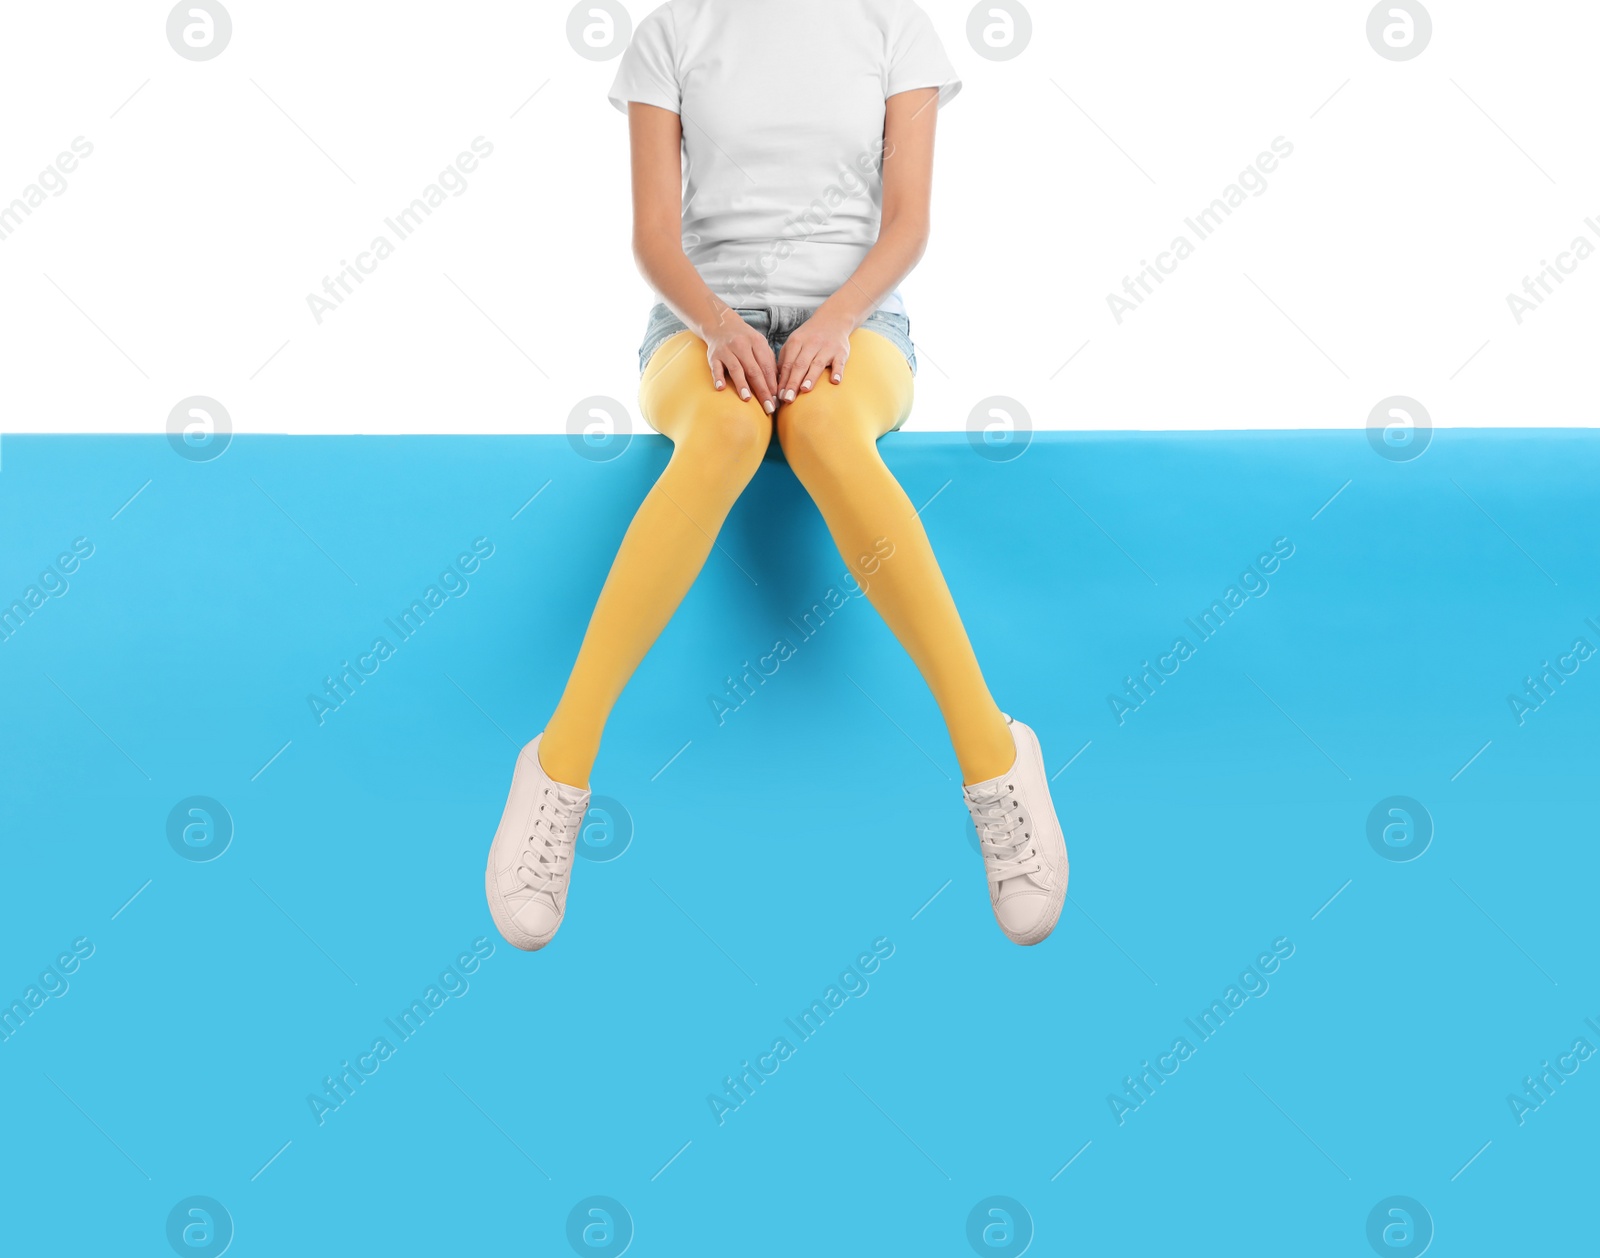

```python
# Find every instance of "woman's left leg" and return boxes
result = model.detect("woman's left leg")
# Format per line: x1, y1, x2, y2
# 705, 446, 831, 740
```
774, 328, 1015, 785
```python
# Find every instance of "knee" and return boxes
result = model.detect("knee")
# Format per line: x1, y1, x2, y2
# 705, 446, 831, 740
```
776, 396, 871, 482
671, 397, 772, 481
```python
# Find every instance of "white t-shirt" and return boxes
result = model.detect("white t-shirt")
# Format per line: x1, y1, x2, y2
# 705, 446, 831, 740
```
607, 0, 962, 316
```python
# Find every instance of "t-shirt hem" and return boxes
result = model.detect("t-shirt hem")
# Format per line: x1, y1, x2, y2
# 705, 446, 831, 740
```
699, 291, 909, 316
607, 92, 679, 116
887, 78, 963, 108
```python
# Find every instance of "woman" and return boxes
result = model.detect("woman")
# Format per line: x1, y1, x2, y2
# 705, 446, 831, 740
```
485, 0, 1068, 950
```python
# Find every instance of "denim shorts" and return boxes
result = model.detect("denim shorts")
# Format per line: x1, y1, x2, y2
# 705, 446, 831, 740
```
637, 302, 918, 378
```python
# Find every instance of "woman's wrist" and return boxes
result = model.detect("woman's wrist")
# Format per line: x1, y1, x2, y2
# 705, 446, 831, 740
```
686, 292, 740, 343
816, 294, 867, 331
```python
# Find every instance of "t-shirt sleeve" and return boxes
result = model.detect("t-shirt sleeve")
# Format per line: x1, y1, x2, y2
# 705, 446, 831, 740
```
606, 5, 679, 115
886, 1, 963, 108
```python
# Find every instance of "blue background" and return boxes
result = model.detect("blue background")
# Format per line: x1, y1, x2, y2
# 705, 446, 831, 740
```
0, 430, 1595, 1255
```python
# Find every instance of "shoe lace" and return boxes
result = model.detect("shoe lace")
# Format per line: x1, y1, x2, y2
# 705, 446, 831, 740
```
966, 782, 1042, 885
515, 784, 588, 899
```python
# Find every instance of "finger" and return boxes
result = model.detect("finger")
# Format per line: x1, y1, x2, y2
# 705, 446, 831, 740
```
732, 342, 771, 412
755, 340, 780, 404
774, 341, 793, 401
827, 345, 849, 385
776, 341, 802, 402
735, 345, 775, 413
708, 352, 726, 392
794, 348, 826, 396
722, 353, 753, 405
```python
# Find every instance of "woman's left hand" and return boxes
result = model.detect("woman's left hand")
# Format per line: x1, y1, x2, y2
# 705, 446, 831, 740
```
776, 311, 853, 404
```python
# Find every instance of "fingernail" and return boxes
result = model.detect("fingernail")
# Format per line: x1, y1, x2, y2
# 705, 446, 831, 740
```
714, 380, 724, 389
784, 389, 795, 402
764, 399, 775, 414
802, 379, 812, 391
832, 374, 841, 383
740, 388, 750, 400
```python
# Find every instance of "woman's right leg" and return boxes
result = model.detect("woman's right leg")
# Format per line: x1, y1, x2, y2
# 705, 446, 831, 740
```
538, 331, 770, 788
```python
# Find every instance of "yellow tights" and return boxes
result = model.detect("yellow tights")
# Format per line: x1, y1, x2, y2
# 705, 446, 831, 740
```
539, 326, 1015, 790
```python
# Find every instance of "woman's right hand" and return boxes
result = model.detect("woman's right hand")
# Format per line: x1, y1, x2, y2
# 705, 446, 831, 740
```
704, 313, 778, 415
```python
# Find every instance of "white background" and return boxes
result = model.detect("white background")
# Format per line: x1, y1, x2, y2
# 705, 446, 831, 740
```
0, 0, 1596, 434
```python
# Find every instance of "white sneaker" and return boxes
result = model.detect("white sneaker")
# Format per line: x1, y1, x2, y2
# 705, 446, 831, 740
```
963, 716, 1069, 946
484, 734, 590, 951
